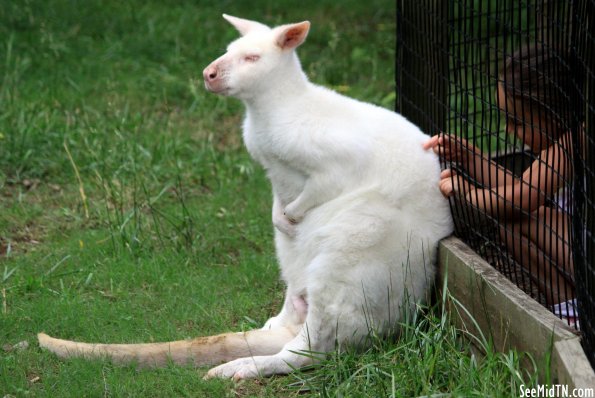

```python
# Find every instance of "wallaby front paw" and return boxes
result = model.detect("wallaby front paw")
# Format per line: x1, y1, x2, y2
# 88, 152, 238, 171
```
273, 214, 297, 237
283, 204, 304, 224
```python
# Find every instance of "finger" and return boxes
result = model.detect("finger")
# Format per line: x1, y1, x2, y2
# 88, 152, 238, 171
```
440, 168, 452, 179
422, 135, 439, 150
439, 178, 453, 197
443, 134, 461, 148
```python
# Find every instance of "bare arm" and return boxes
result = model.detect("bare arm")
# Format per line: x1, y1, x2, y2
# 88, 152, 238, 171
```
443, 132, 572, 219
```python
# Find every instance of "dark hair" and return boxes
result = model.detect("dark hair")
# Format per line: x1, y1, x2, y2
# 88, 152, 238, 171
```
499, 44, 582, 131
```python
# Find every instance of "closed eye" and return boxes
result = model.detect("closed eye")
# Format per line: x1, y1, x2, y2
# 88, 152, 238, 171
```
244, 54, 260, 63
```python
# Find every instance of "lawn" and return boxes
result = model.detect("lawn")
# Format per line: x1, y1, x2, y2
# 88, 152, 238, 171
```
1, 1, 538, 396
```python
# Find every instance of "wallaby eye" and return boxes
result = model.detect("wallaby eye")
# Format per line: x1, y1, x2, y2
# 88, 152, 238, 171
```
244, 54, 260, 63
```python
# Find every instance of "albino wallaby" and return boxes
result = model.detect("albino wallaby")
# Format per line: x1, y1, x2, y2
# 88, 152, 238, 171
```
38, 15, 453, 380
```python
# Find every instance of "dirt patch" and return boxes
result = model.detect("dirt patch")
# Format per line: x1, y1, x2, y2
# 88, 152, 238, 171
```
0, 181, 65, 257
0, 228, 43, 257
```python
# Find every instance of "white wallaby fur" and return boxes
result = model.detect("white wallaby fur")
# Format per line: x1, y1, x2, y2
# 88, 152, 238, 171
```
38, 15, 453, 380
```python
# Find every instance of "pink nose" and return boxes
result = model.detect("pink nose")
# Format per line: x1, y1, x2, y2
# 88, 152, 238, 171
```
203, 65, 218, 82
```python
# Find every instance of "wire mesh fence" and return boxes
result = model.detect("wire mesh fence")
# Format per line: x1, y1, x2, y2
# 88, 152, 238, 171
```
396, 0, 594, 368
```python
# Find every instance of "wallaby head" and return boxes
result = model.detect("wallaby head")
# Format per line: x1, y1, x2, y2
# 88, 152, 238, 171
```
203, 15, 310, 100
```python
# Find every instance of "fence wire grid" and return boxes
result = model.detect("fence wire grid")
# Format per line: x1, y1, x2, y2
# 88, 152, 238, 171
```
396, 0, 594, 368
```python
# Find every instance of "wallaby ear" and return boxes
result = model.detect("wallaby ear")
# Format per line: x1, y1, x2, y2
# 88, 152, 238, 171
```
275, 21, 311, 50
222, 14, 270, 36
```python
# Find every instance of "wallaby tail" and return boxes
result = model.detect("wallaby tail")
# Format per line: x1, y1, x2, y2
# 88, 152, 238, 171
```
38, 328, 295, 368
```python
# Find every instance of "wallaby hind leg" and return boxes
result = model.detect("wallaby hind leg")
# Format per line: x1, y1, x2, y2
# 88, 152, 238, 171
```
206, 253, 360, 380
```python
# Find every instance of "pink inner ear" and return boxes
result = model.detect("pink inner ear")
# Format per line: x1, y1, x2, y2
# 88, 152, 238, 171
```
284, 29, 302, 46
278, 23, 309, 49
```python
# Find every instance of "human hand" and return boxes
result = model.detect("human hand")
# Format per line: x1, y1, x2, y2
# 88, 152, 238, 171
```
422, 133, 477, 163
437, 168, 470, 198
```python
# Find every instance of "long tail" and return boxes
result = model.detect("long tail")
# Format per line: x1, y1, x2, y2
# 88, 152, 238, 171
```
38, 328, 295, 368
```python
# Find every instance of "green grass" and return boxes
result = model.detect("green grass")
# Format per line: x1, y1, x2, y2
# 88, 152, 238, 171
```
1, 0, 539, 396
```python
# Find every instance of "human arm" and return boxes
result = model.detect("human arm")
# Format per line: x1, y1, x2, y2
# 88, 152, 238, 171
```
441, 133, 571, 219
